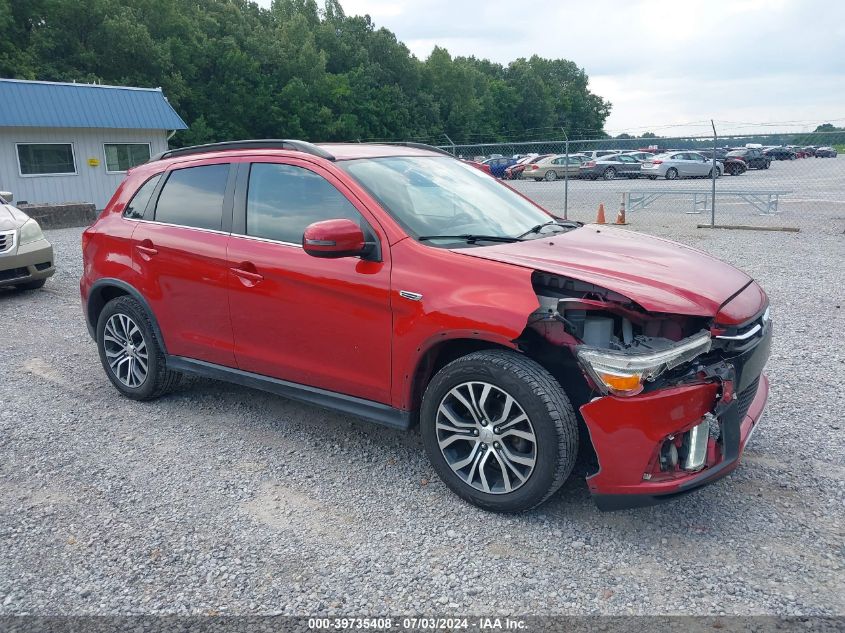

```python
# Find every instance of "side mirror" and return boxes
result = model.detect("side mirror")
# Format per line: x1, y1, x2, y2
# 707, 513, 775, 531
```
302, 219, 371, 259
0, 191, 12, 203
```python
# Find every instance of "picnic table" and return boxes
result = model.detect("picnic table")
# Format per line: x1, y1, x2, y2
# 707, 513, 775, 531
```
624, 189, 793, 215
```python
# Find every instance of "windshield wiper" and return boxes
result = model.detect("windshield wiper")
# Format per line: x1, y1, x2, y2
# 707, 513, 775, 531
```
418, 234, 522, 244
516, 219, 582, 238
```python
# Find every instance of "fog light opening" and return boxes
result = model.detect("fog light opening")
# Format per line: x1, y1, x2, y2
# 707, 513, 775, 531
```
680, 420, 709, 472
659, 438, 679, 472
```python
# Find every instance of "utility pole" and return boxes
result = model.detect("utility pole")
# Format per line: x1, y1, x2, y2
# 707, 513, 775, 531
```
711, 120, 717, 228
561, 127, 570, 220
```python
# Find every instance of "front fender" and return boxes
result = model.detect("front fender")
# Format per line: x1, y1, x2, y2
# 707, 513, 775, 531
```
389, 239, 538, 409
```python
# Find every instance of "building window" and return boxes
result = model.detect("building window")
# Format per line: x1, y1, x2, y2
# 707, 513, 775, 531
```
16, 143, 77, 176
104, 143, 151, 173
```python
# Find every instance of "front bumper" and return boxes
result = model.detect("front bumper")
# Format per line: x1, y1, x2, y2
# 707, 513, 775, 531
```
582, 321, 771, 511
0, 238, 55, 287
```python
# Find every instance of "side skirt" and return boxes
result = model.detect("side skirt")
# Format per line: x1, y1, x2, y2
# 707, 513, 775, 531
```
166, 356, 413, 431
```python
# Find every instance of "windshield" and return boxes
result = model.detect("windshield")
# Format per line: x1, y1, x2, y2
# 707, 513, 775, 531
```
339, 156, 553, 244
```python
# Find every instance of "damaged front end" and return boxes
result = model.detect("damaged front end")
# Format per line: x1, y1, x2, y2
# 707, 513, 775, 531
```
520, 271, 772, 510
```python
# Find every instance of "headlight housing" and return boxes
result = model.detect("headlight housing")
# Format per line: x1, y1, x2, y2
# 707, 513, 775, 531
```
18, 218, 45, 245
577, 331, 712, 397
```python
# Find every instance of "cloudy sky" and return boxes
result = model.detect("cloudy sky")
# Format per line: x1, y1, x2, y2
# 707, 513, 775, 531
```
257, 0, 844, 135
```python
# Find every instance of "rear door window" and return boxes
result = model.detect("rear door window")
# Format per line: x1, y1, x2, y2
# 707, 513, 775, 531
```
154, 164, 230, 231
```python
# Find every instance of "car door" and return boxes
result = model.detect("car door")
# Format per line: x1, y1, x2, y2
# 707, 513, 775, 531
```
226, 159, 393, 404
687, 153, 709, 177
673, 153, 694, 177
132, 159, 236, 367
617, 155, 640, 176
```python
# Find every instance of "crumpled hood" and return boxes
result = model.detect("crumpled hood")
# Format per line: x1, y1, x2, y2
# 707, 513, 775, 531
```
454, 225, 755, 317
0, 204, 29, 232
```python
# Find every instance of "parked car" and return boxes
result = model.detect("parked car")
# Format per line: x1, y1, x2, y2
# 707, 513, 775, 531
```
622, 151, 656, 162
524, 154, 582, 181
0, 190, 55, 290
763, 147, 796, 161
463, 159, 492, 175
815, 146, 838, 158
724, 148, 771, 170
699, 151, 747, 176
581, 150, 620, 161
81, 139, 771, 513
640, 152, 723, 180
504, 155, 549, 180
483, 156, 518, 178
801, 146, 818, 157
580, 154, 644, 180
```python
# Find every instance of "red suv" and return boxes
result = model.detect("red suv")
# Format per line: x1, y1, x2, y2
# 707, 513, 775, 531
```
80, 140, 771, 512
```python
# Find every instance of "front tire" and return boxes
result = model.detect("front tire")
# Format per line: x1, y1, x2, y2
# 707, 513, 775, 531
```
420, 350, 578, 512
96, 296, 181, 400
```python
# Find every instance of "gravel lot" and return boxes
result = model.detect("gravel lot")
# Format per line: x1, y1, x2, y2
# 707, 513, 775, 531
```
0, 180, 843, 616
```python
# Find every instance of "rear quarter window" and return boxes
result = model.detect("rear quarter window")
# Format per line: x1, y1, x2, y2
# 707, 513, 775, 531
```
123, 174, 162, 219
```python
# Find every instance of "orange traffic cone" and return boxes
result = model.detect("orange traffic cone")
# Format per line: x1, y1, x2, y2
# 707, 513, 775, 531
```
596, 203, 606, 224
615, 196, 627, 225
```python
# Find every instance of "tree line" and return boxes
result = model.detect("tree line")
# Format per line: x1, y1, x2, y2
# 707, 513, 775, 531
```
0, 0, 611, 147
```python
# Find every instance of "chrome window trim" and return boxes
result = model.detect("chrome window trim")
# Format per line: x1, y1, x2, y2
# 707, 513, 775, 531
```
132, 219, 230, 237
231, 233, 303, 249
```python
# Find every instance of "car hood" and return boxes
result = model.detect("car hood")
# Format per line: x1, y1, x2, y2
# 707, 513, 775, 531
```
453, 225, 755, 317
0, 204, 29, 231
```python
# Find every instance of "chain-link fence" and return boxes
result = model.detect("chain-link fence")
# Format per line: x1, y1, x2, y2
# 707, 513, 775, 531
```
439, 131, 844, 232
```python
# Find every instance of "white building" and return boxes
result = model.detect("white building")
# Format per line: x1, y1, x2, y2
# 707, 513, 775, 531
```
0, 79, 188, 208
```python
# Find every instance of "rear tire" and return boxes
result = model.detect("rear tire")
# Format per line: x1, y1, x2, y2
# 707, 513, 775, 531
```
602, 167, 616, 180
96, 296, 181, 400
665, 168, 679, 180
544, 170, 558, 182
420, 349, 578, 512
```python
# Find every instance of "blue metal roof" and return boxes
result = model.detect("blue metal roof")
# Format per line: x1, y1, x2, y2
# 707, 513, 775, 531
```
0, 79, 188, 130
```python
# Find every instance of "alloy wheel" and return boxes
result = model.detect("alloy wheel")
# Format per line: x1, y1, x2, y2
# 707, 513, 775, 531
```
103, 313, 149, 388
435, 381, 537, 494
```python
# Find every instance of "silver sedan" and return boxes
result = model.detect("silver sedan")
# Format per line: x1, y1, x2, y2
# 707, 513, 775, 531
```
641, 152, 722, 180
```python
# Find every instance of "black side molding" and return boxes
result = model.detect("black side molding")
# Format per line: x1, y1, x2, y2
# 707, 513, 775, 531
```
166, 356, 413, 431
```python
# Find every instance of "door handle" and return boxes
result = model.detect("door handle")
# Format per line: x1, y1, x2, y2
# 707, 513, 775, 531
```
135, 240, 158, 259
230, 265, 264, 284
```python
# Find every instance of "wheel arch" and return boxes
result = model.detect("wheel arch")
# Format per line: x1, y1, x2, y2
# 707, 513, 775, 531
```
405, 335, 517, 418
86, 278, 167, 353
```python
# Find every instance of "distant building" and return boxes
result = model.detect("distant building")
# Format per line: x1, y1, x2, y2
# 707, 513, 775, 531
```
0, 79, 188, 208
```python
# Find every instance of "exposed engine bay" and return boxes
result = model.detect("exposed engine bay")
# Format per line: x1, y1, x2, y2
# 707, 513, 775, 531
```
529, 272, 709, 353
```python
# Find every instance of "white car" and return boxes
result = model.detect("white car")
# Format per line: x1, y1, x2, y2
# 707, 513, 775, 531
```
641, 152, 723, 180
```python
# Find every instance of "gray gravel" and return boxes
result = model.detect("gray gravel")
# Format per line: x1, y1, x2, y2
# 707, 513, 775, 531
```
0, 197, 843, 616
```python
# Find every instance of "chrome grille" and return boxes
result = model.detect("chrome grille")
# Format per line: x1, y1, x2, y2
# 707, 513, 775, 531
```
0, 230, 16, 255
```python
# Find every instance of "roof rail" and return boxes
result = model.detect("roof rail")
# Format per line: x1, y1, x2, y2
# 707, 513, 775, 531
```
151, 139, 335, 162
369, 142, 456, 158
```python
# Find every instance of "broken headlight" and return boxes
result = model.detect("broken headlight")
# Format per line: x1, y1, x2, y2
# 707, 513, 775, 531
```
577, 331, 712, 397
